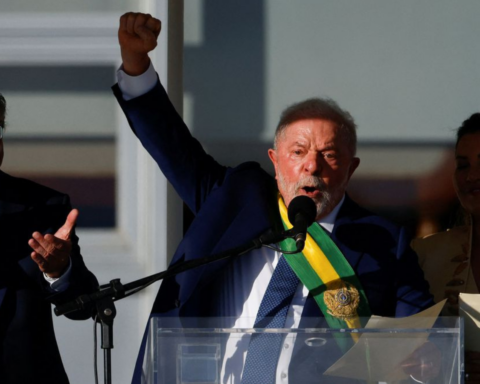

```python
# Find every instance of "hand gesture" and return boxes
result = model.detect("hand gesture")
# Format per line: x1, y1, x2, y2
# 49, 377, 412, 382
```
118, 12, 162, 76
28, 209, 79, 278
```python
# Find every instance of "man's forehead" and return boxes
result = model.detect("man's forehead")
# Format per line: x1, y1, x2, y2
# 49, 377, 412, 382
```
287, 117, 336, 127
282, 120, 346, 141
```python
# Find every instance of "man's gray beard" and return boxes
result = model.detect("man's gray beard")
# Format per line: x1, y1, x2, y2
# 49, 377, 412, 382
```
278, 173, 333, 219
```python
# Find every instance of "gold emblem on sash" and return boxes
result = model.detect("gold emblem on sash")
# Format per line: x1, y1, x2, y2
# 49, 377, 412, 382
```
324, 282, 360, 320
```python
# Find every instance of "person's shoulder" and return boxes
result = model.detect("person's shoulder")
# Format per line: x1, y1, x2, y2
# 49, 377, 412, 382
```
419, 225, 468, 242
229, 161, 275, 184
339, 195, 400, 228
229, 161, 262, 173
411, 225, 469, 253
226, 161, 272, 180
1, 171, 69, 205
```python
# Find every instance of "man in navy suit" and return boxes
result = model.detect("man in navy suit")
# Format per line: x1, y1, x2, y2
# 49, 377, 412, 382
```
0, 93, 98, 383
114, 13, 435, 383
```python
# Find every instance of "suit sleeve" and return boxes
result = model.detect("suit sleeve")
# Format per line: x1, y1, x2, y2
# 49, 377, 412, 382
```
394, 226, 435, 317
113, 79, 228, 214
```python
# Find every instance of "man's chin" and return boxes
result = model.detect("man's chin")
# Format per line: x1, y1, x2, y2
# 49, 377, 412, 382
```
311, 196, 335, 220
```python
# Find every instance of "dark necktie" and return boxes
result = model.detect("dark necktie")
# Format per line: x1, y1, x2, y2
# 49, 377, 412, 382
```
241, 255, 300, 384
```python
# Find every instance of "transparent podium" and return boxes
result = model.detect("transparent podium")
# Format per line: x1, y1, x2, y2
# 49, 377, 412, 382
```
141, 316, 463, 384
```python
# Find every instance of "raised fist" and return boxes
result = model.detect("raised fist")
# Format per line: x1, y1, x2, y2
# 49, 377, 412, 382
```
118, 12, 162, 76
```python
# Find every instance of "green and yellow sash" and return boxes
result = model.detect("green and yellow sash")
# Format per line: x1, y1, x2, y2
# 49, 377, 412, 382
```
278, 196, 371, 347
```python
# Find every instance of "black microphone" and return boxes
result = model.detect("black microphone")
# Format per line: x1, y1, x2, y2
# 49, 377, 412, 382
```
287, 196, 317, 252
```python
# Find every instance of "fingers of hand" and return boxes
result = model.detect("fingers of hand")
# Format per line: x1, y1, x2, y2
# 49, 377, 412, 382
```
146, 16, 161, 37
31, 251, 68, 277
29, 236, 70, 277
31, 252, 47, 271
134, 14, 159, 48
134, 26, 156, 47
55, 209, 78, 241
28, 234, 49, 257
133, 13, 150, 33
66, 209, 79, 229
126, 12, 138, 34
30, 232, 70, 257
120, 12, 160, 38
119, 12, 133, 31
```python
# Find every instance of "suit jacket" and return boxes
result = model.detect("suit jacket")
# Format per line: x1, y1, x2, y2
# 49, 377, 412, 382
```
0, 170, 99, 384
113, 80, 434, 383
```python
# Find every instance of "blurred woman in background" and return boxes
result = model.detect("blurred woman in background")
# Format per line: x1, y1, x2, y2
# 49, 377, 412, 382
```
412, 113, 480, 316
412, 114, 480, 382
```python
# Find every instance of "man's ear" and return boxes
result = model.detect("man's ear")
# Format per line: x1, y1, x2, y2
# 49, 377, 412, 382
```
268, 148, 279, 179
268, 148, 277, 167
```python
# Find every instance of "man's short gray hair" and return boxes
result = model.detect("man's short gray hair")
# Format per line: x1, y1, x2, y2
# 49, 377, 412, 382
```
274, 98, 357, 155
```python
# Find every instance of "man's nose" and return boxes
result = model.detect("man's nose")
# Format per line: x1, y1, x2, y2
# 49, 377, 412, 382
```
303, 153, 322, 175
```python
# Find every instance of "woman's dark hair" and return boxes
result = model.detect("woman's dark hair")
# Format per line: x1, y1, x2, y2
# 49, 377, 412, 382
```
451, 113, 480, 227
0, 93, 5, 118
456, 113, 480, 147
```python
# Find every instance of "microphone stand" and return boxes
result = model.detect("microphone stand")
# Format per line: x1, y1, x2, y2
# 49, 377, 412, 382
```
54, 229, 296, 384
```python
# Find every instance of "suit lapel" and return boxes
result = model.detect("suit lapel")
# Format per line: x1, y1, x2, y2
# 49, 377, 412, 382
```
176, 180, 281, 313
330, 195, 365, 272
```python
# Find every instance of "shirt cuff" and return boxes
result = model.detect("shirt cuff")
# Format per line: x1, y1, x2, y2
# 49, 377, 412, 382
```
117, 61, 157, 101
44, 258, 73, 292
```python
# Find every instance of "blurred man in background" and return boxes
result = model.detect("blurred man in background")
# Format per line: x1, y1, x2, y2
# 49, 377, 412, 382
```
0, 93, 98, 384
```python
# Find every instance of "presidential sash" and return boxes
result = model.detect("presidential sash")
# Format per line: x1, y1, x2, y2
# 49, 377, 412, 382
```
278, 196, 372, 346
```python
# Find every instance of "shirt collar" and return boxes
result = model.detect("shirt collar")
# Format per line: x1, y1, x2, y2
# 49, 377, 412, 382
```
318, 194, 345, 233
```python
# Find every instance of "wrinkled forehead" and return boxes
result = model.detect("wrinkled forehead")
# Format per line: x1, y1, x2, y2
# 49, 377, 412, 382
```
280, 119, 354, 152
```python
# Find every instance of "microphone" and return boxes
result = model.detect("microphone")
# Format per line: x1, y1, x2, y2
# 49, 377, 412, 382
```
287, 196, 317, 252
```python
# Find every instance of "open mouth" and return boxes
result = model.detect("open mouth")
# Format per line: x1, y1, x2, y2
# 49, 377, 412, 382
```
300, 186, 321, 197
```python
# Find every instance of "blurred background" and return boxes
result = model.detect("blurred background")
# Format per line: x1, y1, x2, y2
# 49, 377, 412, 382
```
1, 1, 479, 383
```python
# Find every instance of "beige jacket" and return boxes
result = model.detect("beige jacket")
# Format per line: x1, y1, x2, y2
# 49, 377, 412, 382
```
411, 225, 478, 315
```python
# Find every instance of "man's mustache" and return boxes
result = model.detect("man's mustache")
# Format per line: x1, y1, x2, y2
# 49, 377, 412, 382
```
294, 177, 327, 194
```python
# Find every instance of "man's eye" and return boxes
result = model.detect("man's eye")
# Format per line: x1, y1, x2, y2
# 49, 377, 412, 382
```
324, 153, 336, 159
456, 164, 468, 170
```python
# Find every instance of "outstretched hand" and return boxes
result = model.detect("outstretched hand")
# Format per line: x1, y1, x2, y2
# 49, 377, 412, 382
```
119, 12, 162, 76
29, 209, 78, 278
